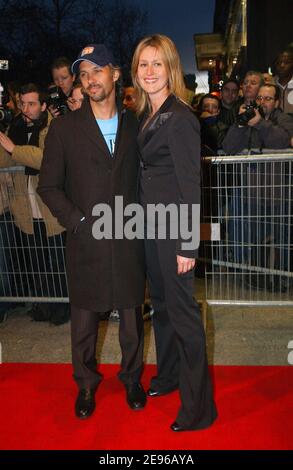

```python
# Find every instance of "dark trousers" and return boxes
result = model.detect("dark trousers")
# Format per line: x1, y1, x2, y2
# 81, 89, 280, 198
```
70, 305, 144, 390
145, 238, 217, 429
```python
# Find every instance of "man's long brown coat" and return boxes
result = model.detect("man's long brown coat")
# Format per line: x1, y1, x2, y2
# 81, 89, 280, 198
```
38, 99, 145, 311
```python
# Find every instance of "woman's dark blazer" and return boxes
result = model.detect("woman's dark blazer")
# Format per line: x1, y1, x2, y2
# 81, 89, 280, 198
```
138, 94, 201, 258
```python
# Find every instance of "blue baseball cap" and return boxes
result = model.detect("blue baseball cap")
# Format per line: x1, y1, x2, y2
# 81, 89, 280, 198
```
71, 44, 115, 74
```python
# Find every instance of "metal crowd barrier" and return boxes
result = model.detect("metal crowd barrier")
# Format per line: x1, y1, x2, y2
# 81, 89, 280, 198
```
0, 166, 68, 303
201, 151, 293, 306
1, 155, 293, 311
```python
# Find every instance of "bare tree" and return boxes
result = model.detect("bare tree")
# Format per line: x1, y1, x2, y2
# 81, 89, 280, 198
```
0, 0, 147, 84
79, 0, 147, 82
78, 0, 108, 44
41, 0, 83, 43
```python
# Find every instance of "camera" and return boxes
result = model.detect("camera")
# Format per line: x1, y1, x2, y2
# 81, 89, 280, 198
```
0, 106, 13, 129
0, 81, 14, 131
237, 101, 259, 126
47, 86, 68, 116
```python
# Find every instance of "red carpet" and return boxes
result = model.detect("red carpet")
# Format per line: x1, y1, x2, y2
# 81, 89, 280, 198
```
0, 364, 292, 450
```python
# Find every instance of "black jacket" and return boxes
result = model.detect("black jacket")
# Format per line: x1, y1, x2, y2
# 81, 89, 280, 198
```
222, 108, 293, 154
138, 94, 201, 258
38, 97, 145, 311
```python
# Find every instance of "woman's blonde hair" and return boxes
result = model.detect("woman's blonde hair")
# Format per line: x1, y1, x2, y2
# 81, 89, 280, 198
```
131, 34, 186, 116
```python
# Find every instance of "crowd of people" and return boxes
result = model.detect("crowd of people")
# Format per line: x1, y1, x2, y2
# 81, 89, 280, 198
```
194, 52, 293, 154
0, 37, 293, 430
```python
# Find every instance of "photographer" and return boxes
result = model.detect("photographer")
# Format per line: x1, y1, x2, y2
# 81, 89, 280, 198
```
0, 83, 69, 324
223, 85, 293, 288
48, 57, 75, 117
223, 84, 293, 154
0, 83, 17, 132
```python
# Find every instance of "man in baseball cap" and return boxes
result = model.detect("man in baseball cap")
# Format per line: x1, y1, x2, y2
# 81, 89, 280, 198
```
71, 44, 116, 75
38, 44, 146, 420
70, 44, 121, 105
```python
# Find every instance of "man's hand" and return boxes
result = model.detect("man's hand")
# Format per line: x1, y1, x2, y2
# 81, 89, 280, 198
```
48, 105, 61, 118
238, 104, 248, 116
177, 255, 196, 275
247, 107, 262, 127
238, 104, 262, 127
0, 132, 15, 153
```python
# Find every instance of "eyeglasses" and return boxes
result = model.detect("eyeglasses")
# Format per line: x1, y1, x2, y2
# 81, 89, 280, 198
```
256, 96, 275, 102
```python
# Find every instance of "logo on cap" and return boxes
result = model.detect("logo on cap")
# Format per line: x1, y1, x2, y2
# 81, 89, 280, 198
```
81, 46, 95, 57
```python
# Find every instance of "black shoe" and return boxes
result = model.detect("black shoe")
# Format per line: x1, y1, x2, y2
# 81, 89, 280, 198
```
147, 386, 177, 397
125, 383, 146, 410
75, 388, 96, 419
170, 421, 191, 432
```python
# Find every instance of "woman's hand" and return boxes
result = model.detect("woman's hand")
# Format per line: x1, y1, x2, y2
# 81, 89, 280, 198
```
177, 255, 196, 275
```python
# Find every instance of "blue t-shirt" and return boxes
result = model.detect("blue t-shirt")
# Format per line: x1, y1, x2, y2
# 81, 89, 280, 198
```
96, 114, 118, 156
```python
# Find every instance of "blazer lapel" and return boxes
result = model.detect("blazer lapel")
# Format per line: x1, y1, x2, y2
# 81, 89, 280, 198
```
141, 112, 173, 148
138, 94, 175, 150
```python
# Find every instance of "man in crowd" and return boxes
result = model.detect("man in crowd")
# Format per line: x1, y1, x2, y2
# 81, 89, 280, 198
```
122, 86, 136, 111
219, 78, 240, 126
49, 57, 75, 117
38, 44, 146, 419
223, 84, 293, 153
241, 71, 264, 105
223, 84, 293, 288
274, 49, 293, 115
0, 83, 69, 324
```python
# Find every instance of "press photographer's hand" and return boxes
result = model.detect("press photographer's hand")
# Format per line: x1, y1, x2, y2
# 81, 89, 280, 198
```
0, 131, 15, 153
247, 107, 262, 126
48, 104, 61, 118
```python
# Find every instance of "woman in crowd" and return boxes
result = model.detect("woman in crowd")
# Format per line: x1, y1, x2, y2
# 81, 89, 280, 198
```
132, 34, 217, 431
67, 81, 84, 111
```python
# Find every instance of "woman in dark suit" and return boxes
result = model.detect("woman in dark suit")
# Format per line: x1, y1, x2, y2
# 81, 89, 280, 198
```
131, 34, 217, 431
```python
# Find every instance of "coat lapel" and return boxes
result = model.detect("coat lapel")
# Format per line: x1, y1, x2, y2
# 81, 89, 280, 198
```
138, 94, 175, 150
77, 98, 113, 165
112, 104, 127, 164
